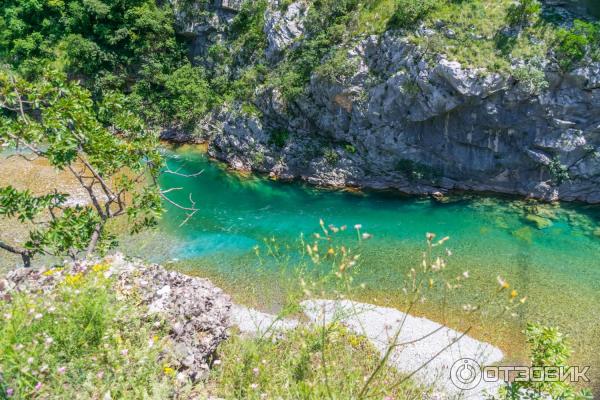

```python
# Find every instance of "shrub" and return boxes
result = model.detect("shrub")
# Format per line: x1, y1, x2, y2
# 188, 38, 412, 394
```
389, 0, 441, 29
554, 20, 600, 71
498, 324, 592, 400
314, 51, 359, 84
323, 148, 340, 166
506, 0, 541, 27
513, 62, 548, 95
344, 143, 357, 154
269, 129, 290, 148
134, 64, 216, 128
547, 156, 570, 186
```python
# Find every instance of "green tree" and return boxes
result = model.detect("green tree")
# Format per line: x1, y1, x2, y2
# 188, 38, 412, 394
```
0, 68, 198, 267
0, 0, 214, 128
389, 0, 440, 30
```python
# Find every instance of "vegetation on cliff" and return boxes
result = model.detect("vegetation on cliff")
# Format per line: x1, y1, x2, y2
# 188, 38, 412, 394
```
201, 0, 600, 115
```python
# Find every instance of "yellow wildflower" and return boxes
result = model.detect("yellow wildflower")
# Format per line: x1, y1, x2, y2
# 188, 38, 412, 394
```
510, 290, 518, 299
497, 276, 510, 290
163, 366, 175, 377
92, 264, 108, 273
65, 273, 83, 287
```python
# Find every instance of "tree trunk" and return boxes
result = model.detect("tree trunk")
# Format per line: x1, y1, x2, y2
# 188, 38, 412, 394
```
21, 252, 32, 268
0, 240, 33, 268
86, 222, 104, 257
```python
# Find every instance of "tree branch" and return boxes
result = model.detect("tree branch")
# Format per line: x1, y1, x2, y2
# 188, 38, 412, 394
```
68, 165, 107, 219
77, 152, 117, 202
86, 223, 104, 257
163, 167, 204, 178
159, 191, 199, 212
178, 193, 198, 227
0, 239, 32, 268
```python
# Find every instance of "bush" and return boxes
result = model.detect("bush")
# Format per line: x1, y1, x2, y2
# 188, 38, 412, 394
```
344, 143, 357, 154
547, 156, 570, 186
0, 266, 180, 399
134, 64, 216, 128
389, 0, 441, 29
314, 51, 359, 84
323, 148, 340, 166
498, 324, 592, 400
269, 129, 290, 148
513, 61, 548, 95
554, 20, 600, 71
506, 0, 541, 27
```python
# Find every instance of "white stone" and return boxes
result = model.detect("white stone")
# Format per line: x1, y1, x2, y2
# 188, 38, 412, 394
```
301, 299, 505, 398
231, 304, 299, 336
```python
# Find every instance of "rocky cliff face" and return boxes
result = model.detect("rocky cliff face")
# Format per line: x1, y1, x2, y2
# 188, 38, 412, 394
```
173, 0, 600, 203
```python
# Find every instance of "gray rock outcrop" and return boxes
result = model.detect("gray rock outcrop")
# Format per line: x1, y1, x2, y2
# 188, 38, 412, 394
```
0, 254, 232, 382
264, 0, 307, 62
172, 0, 600, 203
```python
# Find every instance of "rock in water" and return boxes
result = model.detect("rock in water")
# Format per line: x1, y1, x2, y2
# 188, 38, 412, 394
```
525, 214, 553, 230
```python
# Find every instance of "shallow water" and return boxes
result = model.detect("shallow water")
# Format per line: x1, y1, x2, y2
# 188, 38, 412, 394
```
120, 146, 600, 387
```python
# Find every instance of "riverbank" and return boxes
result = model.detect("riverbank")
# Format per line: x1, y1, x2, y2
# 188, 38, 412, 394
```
2, 146, 599, 392
0, 254, 505, 399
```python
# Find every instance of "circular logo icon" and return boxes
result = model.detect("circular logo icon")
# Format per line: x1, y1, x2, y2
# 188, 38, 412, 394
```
450, 358, 482, 390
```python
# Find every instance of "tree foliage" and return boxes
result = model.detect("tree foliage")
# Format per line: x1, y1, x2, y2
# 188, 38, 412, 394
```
554, 20, 600, 71
0, 0, 213, 128
499, 323, 593, 400
0, 68, 196, 267
389, 0, 441, 29
506, 0, 542, 28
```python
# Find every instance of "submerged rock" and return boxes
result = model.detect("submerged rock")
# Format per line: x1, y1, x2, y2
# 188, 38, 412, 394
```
525, 214, 553, 230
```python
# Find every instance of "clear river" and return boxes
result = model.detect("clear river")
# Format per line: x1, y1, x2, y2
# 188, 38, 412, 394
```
120, 145, 600, 388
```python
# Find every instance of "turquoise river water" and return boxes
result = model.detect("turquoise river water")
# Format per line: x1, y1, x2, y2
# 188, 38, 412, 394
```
120, 146, 600, 387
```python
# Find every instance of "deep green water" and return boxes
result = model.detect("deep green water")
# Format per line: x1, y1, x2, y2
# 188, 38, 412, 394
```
121, 146, 600, 382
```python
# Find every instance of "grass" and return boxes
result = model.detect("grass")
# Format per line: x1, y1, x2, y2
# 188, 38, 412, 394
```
208, 324, 425, 399
408, 0, 558, 73
350, 0, 563, 73
0, 264, 187, 399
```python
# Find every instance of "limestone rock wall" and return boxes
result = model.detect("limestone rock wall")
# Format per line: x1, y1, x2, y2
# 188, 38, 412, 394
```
175, 0, 600, 203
